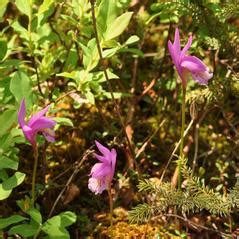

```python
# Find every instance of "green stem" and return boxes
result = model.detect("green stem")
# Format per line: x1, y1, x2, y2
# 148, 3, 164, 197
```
178, 86, 186, 189
32, 146, 39, 203
107, 184, 113, 238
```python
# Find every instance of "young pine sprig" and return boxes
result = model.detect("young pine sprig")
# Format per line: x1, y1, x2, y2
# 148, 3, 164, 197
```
129, 158, 239, 224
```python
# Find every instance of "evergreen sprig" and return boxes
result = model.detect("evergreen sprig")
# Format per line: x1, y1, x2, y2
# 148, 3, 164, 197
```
129, 159, 239, 223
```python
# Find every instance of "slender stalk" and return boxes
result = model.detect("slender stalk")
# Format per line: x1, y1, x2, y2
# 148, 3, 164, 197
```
28, 2, 44, 98
178, 86, 186, 188
107, 184, 113, 238
32, 146, 39, 203
89, 0, 136, 163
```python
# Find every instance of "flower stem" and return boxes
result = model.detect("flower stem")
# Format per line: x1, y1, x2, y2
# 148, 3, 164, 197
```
107, 185, 113, 238
32, 146, 39, 203
178, 86, 186, 189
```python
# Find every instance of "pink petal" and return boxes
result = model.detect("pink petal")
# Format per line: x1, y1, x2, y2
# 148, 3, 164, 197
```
18, 99, 26, 128
180, 55, 207, 73
22, 125, 36, 146
28, 105, 51, 126
174, 28, 181, 56
29, 117, 56, 130
168, 41, 179, 68
191, 70, 213, 85
110, 148, 117, 178
94, 153, 108, 163
42, 128, 55, 142
88, 177, 107, 194
95, 141, 110, 157
180, 35, 192, 57
90, 163, 112, 178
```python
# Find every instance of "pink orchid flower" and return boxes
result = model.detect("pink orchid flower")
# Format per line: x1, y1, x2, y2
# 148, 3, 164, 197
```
18, 99, 56, 147
88, 141, 117, 195
168, 28, 213, 86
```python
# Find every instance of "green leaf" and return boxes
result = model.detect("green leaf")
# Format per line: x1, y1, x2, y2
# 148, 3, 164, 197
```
27, 207, 42, 224
0, 215, 27, 230
0, 172, 25, 200
96, 0, 118, 40
0, 109, 17, 137
79, 38, 99, 71
0, 0, 9, 20
0, 39, 7, 60
42, 211, 76, 239
0, 156, 18, 170
105, 12, 133, 41
15, 0, 31, 18
9, 224, 39, 237
54, 117, 74, 127
125, 35, 140, 45
38, 0, 54, 15
85, 91, 95, 104
10, 71, 32, 104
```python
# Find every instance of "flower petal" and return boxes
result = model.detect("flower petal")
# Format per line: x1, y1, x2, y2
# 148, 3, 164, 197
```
90, 163, 112, 178
180, 35, 192, 57
181, 55, 207, 73
29, 117, 56, 130
18, 99, 26, 128
42, 128, 55, 142
191, 70, 213, 85
88, 177, 107, 194
94, 153, 108, 163
95, 141, 110, 157
22, 125, 36, 145
110, 148, 117, 178
28, 105, 51, 126
174, 28, 181, 55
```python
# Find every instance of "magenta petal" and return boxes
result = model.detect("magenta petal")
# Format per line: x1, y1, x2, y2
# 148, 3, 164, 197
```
192, 71, 213, 85
29, 117, 56, 130
94, 153, 108, 163
95, 140, 110, 157
91, 163, 112, 178
18, 99, 26, 128
174, 28, 181, 56
181, 55, 207, 72
180, 35, 192, 57
88, 177, 107, 194
168, 41, 179, 67
42, 129, 55, 142
22, 125, 36, 145
28, 105, 51, 126
110, 148, 117, 177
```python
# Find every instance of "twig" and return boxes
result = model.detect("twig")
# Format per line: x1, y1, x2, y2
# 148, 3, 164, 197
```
192, 106, 213, 173
31, 56, 44, 98
136, 119, 166, 159
164, 213, 230, 238
48, 148, 93, 218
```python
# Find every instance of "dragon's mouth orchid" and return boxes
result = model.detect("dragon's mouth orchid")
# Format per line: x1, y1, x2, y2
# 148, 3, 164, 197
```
168, 28, 213, 86
88, 141, 117, 195
18, 99, 56, 147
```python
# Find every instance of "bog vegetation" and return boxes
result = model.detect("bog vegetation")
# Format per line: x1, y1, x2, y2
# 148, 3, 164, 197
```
0, 0, 238, 238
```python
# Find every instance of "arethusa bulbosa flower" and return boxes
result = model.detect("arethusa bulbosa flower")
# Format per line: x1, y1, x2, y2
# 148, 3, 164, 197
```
88, 141, 117, 195
18, 99, 56, 146
168, 28, 213, 86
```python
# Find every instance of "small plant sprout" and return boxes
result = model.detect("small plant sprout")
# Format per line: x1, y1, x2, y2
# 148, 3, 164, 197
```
88, 140, 117, 236
18, 99, 56, 203
168, 27, 213, 87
